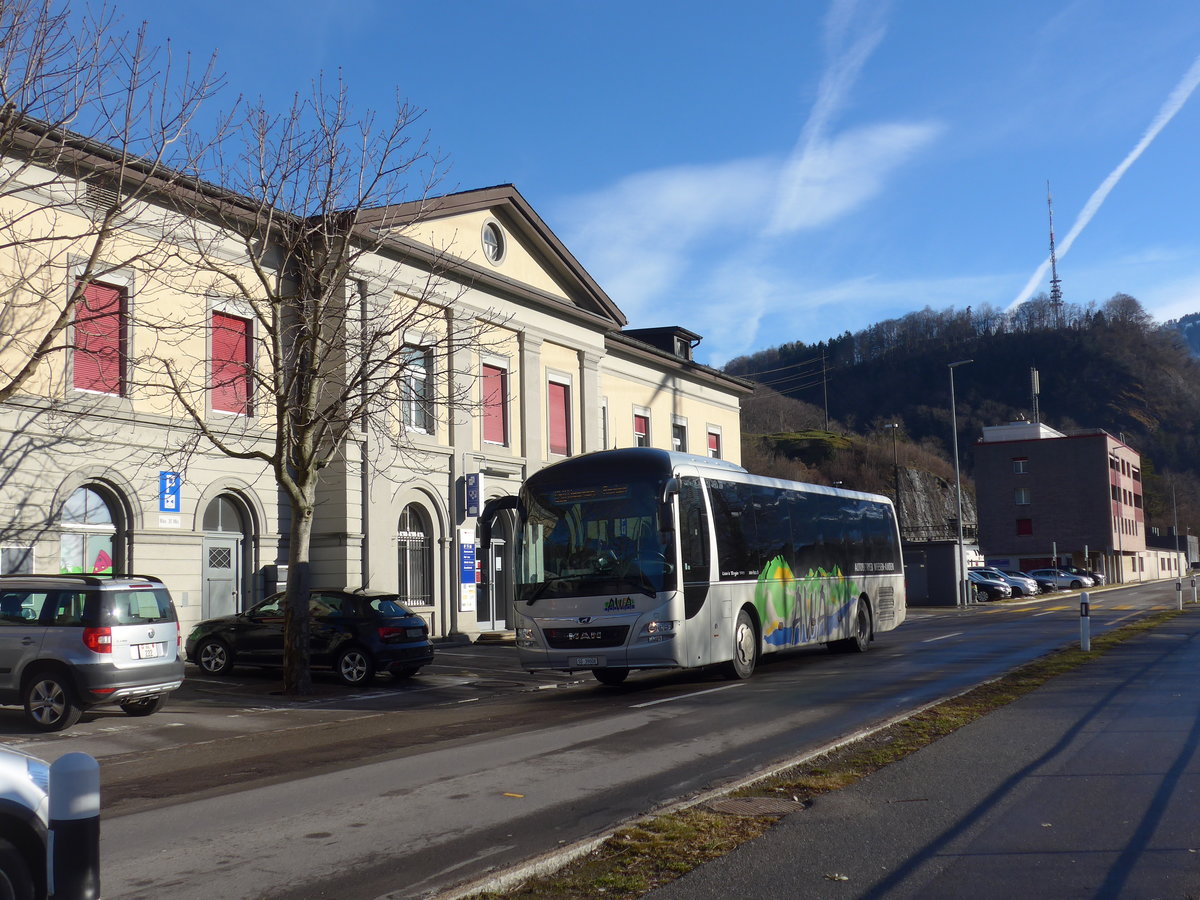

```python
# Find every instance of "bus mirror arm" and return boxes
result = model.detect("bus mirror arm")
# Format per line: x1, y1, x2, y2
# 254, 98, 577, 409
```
478, 495, 519, 549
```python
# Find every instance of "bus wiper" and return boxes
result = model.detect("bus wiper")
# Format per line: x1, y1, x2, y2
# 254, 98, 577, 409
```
524, 573, 588, 605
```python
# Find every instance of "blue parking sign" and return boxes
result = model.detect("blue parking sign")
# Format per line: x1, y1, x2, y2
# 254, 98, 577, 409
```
159, 472, 181, 513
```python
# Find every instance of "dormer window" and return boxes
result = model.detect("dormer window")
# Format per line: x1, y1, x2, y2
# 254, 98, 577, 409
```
674, 336, 691, 360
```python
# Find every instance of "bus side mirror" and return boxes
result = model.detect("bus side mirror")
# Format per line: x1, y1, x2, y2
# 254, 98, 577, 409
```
660, 477, 679, 504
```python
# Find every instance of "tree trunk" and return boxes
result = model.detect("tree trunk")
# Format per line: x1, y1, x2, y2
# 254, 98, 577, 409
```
283, 501, 315, 695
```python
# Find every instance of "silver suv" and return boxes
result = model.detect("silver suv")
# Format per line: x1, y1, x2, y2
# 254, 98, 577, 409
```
0, 574, 184, 731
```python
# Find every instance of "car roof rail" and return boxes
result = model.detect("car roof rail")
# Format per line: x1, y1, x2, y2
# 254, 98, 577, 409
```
0, 573, 165, 585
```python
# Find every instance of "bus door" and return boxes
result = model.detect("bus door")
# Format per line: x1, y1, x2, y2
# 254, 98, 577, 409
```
679, 477, 713, 665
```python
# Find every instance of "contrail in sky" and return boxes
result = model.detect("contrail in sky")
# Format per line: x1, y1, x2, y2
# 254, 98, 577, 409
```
1009, 52, 1200, 309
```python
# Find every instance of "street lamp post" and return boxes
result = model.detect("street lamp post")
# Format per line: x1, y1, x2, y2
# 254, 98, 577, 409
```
949, 360, 973, 607
885, 423, 900, 527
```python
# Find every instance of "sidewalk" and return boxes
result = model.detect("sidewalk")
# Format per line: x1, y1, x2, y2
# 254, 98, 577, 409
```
646, 607, 1200, 900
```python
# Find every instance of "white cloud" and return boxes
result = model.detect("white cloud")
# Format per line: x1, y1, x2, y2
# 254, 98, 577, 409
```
553, 0, 942, 356
765, 121, 943, 235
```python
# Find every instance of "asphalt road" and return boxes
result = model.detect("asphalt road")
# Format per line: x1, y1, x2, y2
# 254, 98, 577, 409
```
0, 580, 1183, 899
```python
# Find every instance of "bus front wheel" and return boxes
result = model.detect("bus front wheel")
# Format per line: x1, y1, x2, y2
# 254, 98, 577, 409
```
592, 667, 629, 686
723, 608, 758, 679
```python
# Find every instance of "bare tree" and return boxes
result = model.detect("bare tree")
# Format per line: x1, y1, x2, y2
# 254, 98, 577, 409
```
0, 0, 222, 404
149, 77, 504, 694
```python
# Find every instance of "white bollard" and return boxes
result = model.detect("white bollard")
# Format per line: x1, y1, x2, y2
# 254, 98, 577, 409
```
1192, 577, 1197, 605
1177, 580, 1184, 611
1080, 592, 1091, 652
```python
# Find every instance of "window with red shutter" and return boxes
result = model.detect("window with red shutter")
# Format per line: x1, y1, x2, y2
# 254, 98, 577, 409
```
633, 414, 649, 447
211, 311, 251, 414
707, 431, 722, 459
73, 281, 125, 394
548, 381, 570, 456
482, 364, 507, 445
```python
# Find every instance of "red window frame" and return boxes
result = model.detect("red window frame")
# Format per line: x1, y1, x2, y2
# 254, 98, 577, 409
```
482, 364, 507, 445
548, 381, 570, 456
1016, 518, 1033, 536
211, 311, 252, 414
73, 280, 126, 395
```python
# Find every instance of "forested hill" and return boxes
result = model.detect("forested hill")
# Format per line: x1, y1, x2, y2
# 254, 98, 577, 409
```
724, 294, 1200, 526
1169, 312, 1200, 356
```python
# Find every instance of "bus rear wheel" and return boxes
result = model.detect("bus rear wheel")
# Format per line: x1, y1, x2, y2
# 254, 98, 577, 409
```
592, 667, 629, 686
831, 599, 872, 653
723, 608, 758, 679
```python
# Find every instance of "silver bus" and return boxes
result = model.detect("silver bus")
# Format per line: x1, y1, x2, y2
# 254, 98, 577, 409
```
501, 448, 905, 684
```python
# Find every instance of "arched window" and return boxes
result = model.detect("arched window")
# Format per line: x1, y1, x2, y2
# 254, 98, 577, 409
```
397, 504, 432, 606
60, 485, 120, 574
203, 495, 245, 533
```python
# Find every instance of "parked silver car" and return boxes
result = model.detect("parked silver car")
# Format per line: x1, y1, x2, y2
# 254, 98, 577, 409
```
1027, 568, 1094, 591
1063, 565, 1106, 586
0, 574, 184, 731
976, 567, 1039, 597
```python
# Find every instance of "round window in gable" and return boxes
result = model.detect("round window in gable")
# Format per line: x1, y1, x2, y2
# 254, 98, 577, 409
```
481, 221, 506, 265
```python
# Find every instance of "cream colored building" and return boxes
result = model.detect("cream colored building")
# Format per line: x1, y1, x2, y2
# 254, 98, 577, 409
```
0, 153, 750, 640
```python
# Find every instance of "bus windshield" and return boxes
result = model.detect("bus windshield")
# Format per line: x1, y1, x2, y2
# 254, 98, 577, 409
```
516, 477, 675, 602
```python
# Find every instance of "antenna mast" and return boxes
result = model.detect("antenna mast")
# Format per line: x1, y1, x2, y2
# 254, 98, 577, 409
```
1047, 181, 1063, 328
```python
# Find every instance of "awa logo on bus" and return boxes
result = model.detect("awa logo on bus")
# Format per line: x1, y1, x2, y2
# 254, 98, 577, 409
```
604, 597, 636, 611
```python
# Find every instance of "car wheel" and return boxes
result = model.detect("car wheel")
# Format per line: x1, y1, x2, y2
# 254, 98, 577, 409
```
832, 599, 872, 652
0, 837, 35, 900
196, 638, 236, 675
120, 695, 167, 717
592, 667, 629, 686
1070, 580, 1082, 589
23, 671, 83, 732
335, 646, 375, 686
722, 607, 758, 678
390, 666, 421, 681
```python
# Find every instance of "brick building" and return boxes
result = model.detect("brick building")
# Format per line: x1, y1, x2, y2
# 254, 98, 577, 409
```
974, 421, 1144, 583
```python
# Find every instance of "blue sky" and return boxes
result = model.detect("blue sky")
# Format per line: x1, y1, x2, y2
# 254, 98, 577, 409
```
111, 0, 1200, 366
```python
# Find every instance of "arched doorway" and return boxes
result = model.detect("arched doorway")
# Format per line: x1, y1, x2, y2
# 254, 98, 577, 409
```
59, 485, 122, 574
202, 495, 249, 619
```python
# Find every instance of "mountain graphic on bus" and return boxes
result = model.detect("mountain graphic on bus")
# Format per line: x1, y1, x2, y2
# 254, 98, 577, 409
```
754, 555, 860, 647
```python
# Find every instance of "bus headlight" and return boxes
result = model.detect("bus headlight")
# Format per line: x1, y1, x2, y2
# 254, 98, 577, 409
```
515, 627, 538, 648
641, 620, 677, 643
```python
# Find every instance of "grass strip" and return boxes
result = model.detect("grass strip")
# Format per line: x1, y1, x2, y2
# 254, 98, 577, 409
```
468, 607, 1184, 900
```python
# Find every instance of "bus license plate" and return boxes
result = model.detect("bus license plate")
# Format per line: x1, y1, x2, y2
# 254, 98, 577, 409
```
133, 642, 165, 660
571, 656, 603, 667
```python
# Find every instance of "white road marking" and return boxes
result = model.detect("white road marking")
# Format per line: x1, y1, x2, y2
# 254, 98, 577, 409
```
631, 683, 745, 708
920, 632, 963, 643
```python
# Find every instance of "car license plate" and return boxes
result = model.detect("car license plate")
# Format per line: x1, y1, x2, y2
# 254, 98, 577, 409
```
133, 642, 165, 660
570, 656, 603, 667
